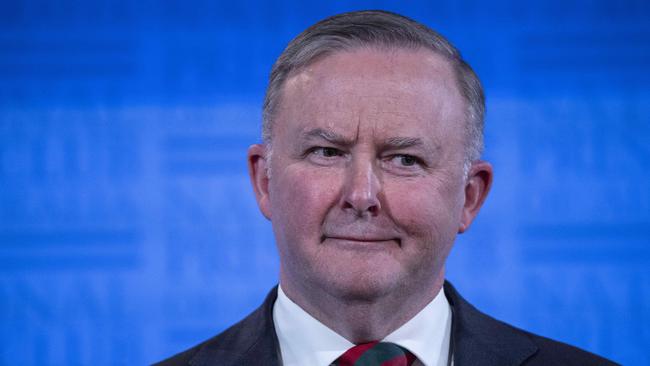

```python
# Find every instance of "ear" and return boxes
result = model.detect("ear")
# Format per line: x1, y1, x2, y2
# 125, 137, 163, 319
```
247, 144, 272, 220
458, 160, 493, 233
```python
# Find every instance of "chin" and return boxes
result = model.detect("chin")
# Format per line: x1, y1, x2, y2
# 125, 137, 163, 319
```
321, 268, 402, 303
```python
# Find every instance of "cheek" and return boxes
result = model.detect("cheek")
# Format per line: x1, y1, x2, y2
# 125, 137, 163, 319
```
269, 166, 342, 238
384, 179, 462, 240
385, 184, 435, 235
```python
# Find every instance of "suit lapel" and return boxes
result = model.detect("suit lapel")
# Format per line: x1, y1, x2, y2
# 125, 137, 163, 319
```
444, 282, 538, 366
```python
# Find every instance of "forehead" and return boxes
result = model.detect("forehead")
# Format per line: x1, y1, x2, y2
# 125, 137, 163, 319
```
275, 47, 466, 143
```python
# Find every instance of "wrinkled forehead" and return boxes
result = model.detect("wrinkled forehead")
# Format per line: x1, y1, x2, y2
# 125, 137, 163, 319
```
275, 47, 467, 142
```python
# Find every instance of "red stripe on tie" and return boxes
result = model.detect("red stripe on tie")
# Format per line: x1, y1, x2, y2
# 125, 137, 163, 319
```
336, 341, 379, 366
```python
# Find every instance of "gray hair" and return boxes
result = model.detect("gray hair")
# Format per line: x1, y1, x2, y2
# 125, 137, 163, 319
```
262, 10, 485, 164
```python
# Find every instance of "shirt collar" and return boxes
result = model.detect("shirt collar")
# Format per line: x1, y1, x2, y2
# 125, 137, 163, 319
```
384, 287, 452, 366
273, 285, 353, 366
273, 285, 452, 366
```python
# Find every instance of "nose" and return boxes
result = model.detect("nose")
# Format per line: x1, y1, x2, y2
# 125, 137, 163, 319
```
341, 157, 381, 216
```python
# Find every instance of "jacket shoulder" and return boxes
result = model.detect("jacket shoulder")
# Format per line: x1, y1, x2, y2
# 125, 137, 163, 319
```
523, 330, 619, 365
152, 287, 280, 366
443, 281, 618, 366
152, 344, 200, 366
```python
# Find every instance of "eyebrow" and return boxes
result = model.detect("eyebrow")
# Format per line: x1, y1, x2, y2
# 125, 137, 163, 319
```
300, 128, 430, 152
381, 136, 424, 150
301, 128, 355, 147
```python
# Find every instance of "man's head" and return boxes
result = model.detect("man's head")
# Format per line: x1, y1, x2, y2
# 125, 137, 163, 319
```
248, 10, 492, 314
263, 10, 485, 167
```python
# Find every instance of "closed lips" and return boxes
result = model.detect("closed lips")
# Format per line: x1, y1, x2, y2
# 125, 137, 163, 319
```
327, 236, 394, 242
321, 235, 402, 246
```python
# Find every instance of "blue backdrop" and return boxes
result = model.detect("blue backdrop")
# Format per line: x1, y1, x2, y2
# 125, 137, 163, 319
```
1, 1, 648, 365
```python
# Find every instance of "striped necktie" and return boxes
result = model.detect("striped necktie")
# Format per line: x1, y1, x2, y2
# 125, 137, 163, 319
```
332, 341, 417, 366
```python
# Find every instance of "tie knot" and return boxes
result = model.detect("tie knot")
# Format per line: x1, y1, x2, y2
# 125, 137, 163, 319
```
333, 341, 417, 366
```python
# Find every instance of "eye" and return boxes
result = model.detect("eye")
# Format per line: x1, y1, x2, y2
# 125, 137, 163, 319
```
305, 146, 345, 165
315, 147, 343, 158
396, 155, 418, 166
318, 147, 343, 158
389, 154, 423, 167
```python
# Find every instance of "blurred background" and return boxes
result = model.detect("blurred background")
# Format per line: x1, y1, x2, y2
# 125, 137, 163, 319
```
1, 1, 649, 365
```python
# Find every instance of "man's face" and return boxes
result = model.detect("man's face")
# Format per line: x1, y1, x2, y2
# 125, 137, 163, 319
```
249, 48, 491, 304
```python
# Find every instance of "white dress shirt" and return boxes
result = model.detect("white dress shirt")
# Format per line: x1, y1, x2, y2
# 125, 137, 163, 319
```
273, 285, 452, 366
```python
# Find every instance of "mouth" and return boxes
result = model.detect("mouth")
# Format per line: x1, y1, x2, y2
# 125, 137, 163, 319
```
321, 235, 401, 246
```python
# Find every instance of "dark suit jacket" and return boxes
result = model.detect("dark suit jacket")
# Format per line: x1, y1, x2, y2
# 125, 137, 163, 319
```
154, 281, 617, 366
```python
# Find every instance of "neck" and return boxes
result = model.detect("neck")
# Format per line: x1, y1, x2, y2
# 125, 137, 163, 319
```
280, 273, 445, 343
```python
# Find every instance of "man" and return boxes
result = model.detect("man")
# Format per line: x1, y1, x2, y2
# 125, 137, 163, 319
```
156, 10, 616, 366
